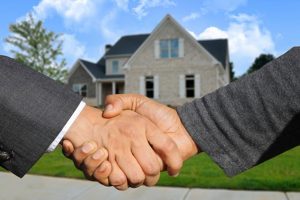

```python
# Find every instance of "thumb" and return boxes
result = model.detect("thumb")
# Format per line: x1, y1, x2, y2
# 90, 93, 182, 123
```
103, 94, 147, 118
62, 140, 75, 158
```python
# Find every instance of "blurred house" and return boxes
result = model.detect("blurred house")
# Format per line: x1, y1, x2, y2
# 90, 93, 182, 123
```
67, 14, 230, 106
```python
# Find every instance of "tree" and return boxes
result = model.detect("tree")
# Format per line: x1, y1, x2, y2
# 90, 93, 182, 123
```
229, 62, 237, 81
5, 14, 67, 82
246, 54, 275, 74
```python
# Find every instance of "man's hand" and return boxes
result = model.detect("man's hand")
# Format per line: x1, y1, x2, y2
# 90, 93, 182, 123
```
62, 105, 183, 190
62, 140, 112, 185
103, 94, 199, 161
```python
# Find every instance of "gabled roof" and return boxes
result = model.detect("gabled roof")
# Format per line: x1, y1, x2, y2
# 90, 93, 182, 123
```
103, 34, 228, 67
198, 39, 228, 67
105, 34, 150, 56
80, 59, 104, 78
70, 16, 229, 80
80, 59, 124, 80
124, 14, 223, 69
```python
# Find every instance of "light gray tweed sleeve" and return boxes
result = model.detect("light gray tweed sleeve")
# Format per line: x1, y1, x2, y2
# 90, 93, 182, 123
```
177, 47, 300, 176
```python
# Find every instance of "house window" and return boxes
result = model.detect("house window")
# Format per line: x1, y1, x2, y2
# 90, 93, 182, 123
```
185, 75, 194, 98
112, 60, 119, 74
72, 84, 87, 97
159, 38, 179, 58
145, 76, 154, 98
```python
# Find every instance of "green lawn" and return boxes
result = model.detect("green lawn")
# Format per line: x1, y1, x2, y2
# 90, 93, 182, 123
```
2, 146, 300, 191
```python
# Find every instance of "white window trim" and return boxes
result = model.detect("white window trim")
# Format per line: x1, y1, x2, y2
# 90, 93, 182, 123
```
139, 76, 145, 95
185, 75, 195, 98
179, 74, 185, 98
195, 74, 201, 98
154, 75, 159, 99
145, 76, 154, 98
159, 38, 180, 59
112, 60, 119, 74
73, 83, 88, 97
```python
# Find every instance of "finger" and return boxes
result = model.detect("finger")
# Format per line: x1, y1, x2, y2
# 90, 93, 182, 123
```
62, 140, 75, 158
82, 148, 109, 177
109, 160, 128, 190
93, 161, 112, 186
146, 123, 183, 177
72, 141, 97, 169
103, 94, 148, 118
131, 135, 161, 177
144, 173, 160, 187
115, 151, 145, 188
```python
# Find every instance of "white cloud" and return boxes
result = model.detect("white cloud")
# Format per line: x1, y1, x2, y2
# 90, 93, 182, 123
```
133, 0, 176, 19
61, 34, 86, 67
33, 0, 101, 22
230, 13, 258, 23
190, 13, 276, 76
114, 0, 129, 11
197, 27, 228, 39
182, 12, 200, 22
99, 10, 120, 41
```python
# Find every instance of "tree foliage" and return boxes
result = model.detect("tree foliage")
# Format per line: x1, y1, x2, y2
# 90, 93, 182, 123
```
229, 62, 237, 81
247, 54, 275, 74
5, 14, 67, 82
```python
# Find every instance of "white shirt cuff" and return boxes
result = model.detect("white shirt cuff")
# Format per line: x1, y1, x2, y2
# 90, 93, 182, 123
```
46, 101, 86, 152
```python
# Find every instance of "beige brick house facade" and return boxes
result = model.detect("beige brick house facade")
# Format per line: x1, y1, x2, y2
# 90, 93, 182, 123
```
67, 15, 230, 106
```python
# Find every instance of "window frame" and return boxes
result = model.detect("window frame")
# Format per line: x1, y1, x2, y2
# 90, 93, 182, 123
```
159, 38, 179, 59
145, 76, 154, 98
185, 75, 195, 98
112, 60, 119, 74
72, 83, 88, 97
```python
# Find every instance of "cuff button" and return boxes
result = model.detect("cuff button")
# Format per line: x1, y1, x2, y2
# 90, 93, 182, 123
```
0, 151, 11, 162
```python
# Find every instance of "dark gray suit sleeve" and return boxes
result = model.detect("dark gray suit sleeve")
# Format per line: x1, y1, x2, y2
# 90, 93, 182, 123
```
177, 47, 300, 176
0, 56, 82, 177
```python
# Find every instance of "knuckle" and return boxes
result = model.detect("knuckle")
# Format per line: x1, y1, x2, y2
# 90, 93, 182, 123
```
110, 176, 127, 186
116, 184, 128, 191
173, 159, 183, 171
83, 172, 95, 181
144, 175, 160, 186
98, 178, 110, 186
162, 138, 176, 153
129, 174, 145, 185
143, 163, 160, 176
83, 158, 93, 169
121, 125, 136, 138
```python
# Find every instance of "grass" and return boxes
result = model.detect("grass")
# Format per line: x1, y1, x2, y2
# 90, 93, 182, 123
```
2, 146, 300, 191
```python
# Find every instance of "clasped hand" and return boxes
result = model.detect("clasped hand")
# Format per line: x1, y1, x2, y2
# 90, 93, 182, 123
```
62, 94, 198, 190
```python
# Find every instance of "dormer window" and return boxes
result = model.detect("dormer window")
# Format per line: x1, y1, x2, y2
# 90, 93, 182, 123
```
112, 60, 119, 74
159, 38, 179, 58
155, 38, 183, 59
72, 84, 87, 97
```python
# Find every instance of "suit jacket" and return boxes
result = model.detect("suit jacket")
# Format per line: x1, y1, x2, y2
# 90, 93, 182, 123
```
177, 47, 300, 176
0, 56, 81, 177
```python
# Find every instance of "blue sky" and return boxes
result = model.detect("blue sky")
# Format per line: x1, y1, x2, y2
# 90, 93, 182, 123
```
1, 0, 299, 76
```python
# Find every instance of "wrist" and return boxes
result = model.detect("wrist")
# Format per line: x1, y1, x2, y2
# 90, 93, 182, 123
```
180, 124, 199, 160
63, 106, 104, 148
170, 124, 199, 161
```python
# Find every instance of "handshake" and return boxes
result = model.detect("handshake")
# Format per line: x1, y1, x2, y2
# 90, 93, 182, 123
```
62, 94, 198, 190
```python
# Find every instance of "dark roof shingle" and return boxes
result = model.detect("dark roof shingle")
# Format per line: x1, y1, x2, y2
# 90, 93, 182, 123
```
80, 59, 124, 79
198, 39, 228, 67
82, 35, 228, 78
105, 34, 150, 56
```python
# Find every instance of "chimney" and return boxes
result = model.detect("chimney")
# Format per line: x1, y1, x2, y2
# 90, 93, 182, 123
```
105, 44, 112, 53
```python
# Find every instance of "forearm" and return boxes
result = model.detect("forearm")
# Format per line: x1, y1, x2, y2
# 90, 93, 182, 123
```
177, 47, 300, 176
0, 56, 82, 177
